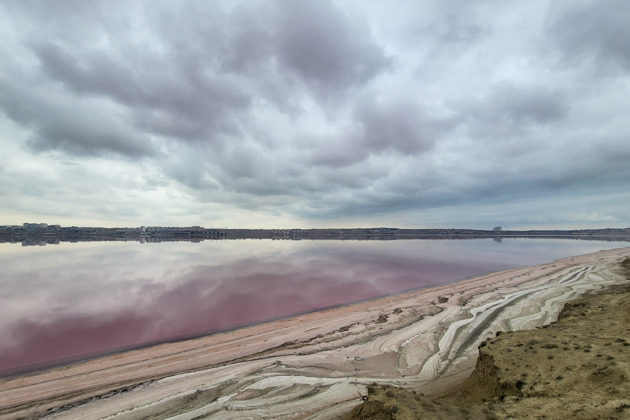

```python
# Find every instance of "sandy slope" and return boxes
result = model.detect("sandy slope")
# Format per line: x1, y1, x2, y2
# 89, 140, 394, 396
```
344, 265, 630, 419
1, 247, 629, 420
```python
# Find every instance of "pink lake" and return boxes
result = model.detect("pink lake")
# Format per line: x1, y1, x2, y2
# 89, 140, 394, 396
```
0, 238, 624, 376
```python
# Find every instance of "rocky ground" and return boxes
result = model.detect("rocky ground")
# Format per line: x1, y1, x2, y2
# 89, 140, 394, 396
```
343, 258, 630, 420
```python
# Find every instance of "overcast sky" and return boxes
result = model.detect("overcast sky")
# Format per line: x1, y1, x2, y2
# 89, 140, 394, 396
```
0, 0, 628, 229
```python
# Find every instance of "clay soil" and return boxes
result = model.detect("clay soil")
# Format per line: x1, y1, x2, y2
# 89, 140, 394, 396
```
343, 259, 630, 420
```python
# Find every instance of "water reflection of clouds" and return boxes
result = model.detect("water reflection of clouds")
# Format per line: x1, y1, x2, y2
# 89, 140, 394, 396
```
0, 239, 623, 376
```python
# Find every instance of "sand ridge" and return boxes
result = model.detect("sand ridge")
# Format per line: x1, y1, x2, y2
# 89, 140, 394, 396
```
1, 247, 629, 419
344, 272, 630, 419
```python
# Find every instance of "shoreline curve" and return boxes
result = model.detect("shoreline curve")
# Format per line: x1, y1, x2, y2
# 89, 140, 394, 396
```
1, 246, 629, 419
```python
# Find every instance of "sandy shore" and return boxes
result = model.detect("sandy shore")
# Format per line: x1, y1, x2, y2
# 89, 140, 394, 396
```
344, 262, 630, 419
1, 247, 629, 419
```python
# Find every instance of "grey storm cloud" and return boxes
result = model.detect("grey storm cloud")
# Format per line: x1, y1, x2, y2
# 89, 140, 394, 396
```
5, 0, 391, 155
274, 0, 392, 93
548, 0, 630, 70
0, 0, 628, 228
355, 96, 454, 155
0, 75, 153, 157
486, 85, 568, 125
460, 84, 569, 141
420, 2, 488, 45
31, 35, 252, 145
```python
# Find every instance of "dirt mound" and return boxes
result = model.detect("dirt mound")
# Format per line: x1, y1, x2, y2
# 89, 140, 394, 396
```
460, 283, 630, 418
344, 260, 630, 419
342, 384, 494, 420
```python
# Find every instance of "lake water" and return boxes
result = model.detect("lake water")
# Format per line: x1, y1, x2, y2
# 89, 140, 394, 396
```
0, 238, 625, 376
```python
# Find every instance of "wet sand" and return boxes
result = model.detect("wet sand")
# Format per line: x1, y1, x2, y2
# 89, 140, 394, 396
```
1, 247, 629, 419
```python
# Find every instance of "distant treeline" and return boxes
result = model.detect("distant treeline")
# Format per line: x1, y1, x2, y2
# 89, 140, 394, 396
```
1, 225, 629, 246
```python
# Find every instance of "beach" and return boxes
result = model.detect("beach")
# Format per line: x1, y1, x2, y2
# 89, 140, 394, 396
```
1, 246, 629, 419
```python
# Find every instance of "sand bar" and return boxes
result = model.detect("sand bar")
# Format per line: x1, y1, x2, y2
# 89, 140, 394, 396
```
1, 246, 629, 419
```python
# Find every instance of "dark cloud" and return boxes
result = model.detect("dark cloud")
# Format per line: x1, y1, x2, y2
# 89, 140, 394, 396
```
33, 40, 251, 143
218, 7, 275, 74
275, 0, 392, 93
0, 76, 154, 157
421, 1, 489, 45
1, 0, 392, 161
548, 0, 630, 70
490, 85, 568, 124
355, 96, 456, 155
460, 84, 569, 140
34, 42, 134, 104
1, 0, 109, 42
432, 21, 486, 44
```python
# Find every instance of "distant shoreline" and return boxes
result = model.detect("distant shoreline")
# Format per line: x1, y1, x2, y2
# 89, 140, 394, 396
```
2, 225, 630, 245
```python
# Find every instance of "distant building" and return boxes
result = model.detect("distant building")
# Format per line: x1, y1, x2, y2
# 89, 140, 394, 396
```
23, 223, 48, 230
493, 226, 502, 232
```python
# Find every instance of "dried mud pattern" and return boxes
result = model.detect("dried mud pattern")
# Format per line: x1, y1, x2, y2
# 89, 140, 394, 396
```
1, 247, 629, 419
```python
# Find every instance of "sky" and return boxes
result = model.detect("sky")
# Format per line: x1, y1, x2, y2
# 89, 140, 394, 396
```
0, 0, 628, 229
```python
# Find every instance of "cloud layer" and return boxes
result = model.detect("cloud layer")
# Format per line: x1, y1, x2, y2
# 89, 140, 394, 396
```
0, 0, 628, 228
